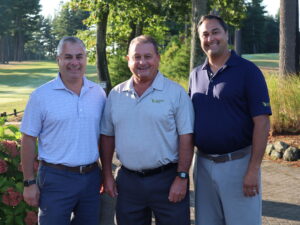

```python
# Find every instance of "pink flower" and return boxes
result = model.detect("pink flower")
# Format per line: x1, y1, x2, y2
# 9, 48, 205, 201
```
2, 187, 23, 206
0, 159, 8, 174
24, 211, 38, 225
1, 140, 19, 157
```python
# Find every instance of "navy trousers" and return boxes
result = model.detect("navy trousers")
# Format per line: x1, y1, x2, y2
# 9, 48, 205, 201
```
116, 166, 190, 225
37, 164, 101, 225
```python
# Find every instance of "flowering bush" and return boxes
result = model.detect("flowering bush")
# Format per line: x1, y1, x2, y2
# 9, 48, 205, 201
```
0, 118, 38, 225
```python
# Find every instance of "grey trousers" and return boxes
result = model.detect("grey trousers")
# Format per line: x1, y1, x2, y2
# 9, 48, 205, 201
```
194, 146, 262, 225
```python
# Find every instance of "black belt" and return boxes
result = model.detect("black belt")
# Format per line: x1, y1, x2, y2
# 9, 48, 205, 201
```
198, 147, 250, 163
40, 160, 99, 174
122, 163, 177, 177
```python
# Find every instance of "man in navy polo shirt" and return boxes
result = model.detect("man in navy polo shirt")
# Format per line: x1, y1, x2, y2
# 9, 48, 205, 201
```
189, 15, 272, 225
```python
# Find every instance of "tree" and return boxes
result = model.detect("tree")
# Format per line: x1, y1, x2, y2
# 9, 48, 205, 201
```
190, 0, 207, 72
241, 0, 266, 54
279, 0, 299, 76
0, 0, 41, 63
52, 2, 90, 40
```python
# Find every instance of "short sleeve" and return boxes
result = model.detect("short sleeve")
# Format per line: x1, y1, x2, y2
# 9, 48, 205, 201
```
245, 65, 272, 117
175, 87, 194, 135
20, 91, 43, 137
100, 91, 115, 136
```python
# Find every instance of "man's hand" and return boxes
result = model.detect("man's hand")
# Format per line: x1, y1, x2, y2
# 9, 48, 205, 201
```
243, 170, 259, 197
102, 174, 118, 198
168, 176, 188, 203
23, 184, 40, 207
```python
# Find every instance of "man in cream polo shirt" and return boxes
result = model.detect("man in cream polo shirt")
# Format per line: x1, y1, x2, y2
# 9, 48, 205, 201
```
100, 35, 194, 225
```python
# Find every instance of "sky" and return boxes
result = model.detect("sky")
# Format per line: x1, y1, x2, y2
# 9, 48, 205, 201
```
40, 0, 281, 18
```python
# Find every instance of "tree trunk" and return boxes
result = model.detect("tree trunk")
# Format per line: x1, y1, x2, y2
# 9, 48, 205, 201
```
190, 0, 207, 72
279, 0, 298, 76
234, 28, 242, 56
127, 21, 136, 53
96, 4, 111, 93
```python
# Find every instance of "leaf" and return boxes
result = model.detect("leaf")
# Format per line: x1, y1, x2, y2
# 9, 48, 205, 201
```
15, 182, 24, 192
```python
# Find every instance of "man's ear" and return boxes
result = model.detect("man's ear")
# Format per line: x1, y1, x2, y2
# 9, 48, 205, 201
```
125, 55, 129, 61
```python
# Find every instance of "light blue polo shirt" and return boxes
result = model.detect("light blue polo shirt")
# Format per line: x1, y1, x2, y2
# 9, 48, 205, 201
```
101, 72, 194, 171
21, 74, 106, 166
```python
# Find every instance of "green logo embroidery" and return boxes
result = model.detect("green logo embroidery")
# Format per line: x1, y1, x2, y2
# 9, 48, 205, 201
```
262, 102, 270, 107
152, 99, 164, 103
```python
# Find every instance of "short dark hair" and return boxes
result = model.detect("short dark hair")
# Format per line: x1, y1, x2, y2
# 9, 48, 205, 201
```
57, 36, 86, 56
197, 15, 228, 33
128, 35, 159, 55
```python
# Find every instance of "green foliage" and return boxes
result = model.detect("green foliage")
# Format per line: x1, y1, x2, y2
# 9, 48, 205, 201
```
108, 55, 131, 87
160, 36, 191, 80
265, 73, 300, 134
0, 118, 38, 224
52, 2, 90, 40
208, 0, 247, 28
241, 0, 268, 53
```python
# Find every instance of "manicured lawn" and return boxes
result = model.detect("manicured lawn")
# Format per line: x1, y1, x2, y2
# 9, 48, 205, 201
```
0, 61, 98, 114
242, 53, 279, 68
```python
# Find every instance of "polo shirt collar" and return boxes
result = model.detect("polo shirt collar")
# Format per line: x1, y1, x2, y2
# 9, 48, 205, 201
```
121, 71, 164, 92
52, 72, 95, 91
202, 50, 240, 70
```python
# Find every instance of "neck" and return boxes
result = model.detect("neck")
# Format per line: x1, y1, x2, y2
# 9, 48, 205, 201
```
61, 76, 83, 95
208, 50, 231, 71
133, 74, 156, 97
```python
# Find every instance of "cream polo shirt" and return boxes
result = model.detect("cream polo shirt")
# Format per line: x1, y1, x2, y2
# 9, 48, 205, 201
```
101, 72, 194, 171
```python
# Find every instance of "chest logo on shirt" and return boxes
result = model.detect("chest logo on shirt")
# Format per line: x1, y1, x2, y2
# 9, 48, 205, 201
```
152, 99, 164, 103
262, 102, 270, 107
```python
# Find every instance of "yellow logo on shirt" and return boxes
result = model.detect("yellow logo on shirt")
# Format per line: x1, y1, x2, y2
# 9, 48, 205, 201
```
152, 99, 164, 103
262, 102, 270, 107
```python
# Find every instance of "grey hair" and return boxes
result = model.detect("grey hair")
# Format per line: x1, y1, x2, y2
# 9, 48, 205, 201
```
128, 35, 159, 55
56, 36, 86, 56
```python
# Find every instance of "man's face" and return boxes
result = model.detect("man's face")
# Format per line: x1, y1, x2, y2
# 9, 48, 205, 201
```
57, 42, 87, 82
198, 19, 229, 58
126, 42, 160, 81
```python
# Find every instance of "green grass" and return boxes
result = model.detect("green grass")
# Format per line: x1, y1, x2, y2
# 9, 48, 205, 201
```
0, 61, 98, 114
242, 53, 279, 68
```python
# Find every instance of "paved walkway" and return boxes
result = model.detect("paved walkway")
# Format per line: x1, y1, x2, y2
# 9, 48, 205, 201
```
99, 159, 300, 225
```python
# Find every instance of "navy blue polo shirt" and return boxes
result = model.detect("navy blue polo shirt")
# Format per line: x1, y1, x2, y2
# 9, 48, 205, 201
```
189, 51, 272, 154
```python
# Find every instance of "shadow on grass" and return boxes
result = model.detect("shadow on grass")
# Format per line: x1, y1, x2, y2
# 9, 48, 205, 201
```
0, 74, 55, 88
0, 68, 58, 74
263, 200, 300, 221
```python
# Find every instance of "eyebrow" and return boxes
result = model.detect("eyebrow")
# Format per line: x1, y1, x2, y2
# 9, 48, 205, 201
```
64, 53, 84, 57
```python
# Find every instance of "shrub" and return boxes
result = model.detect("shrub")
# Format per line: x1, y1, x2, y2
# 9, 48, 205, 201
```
265, 73, 300, 134
0, 118, 38, 225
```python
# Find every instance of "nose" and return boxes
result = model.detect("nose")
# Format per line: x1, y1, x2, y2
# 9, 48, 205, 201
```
70, 57, 79, 65
138, 57, 146, 64
207, 34, 214, 42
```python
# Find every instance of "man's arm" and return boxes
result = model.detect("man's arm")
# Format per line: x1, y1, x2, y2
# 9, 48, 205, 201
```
100, 134, 117, 198
168, 133, 194, 203
243, 115, 270, 197
21, 133, 39, 207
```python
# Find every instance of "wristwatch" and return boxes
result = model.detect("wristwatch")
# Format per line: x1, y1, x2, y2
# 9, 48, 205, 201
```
23, 179, 36, 187
177, 172, 189, 179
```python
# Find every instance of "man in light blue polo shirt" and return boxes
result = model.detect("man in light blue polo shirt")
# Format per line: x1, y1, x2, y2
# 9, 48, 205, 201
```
20, 36, 106, 225
100, 35, 194, 225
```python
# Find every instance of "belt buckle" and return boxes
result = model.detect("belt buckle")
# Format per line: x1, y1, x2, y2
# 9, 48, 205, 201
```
138, 170, 146, 176
80, 165, 86, 174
